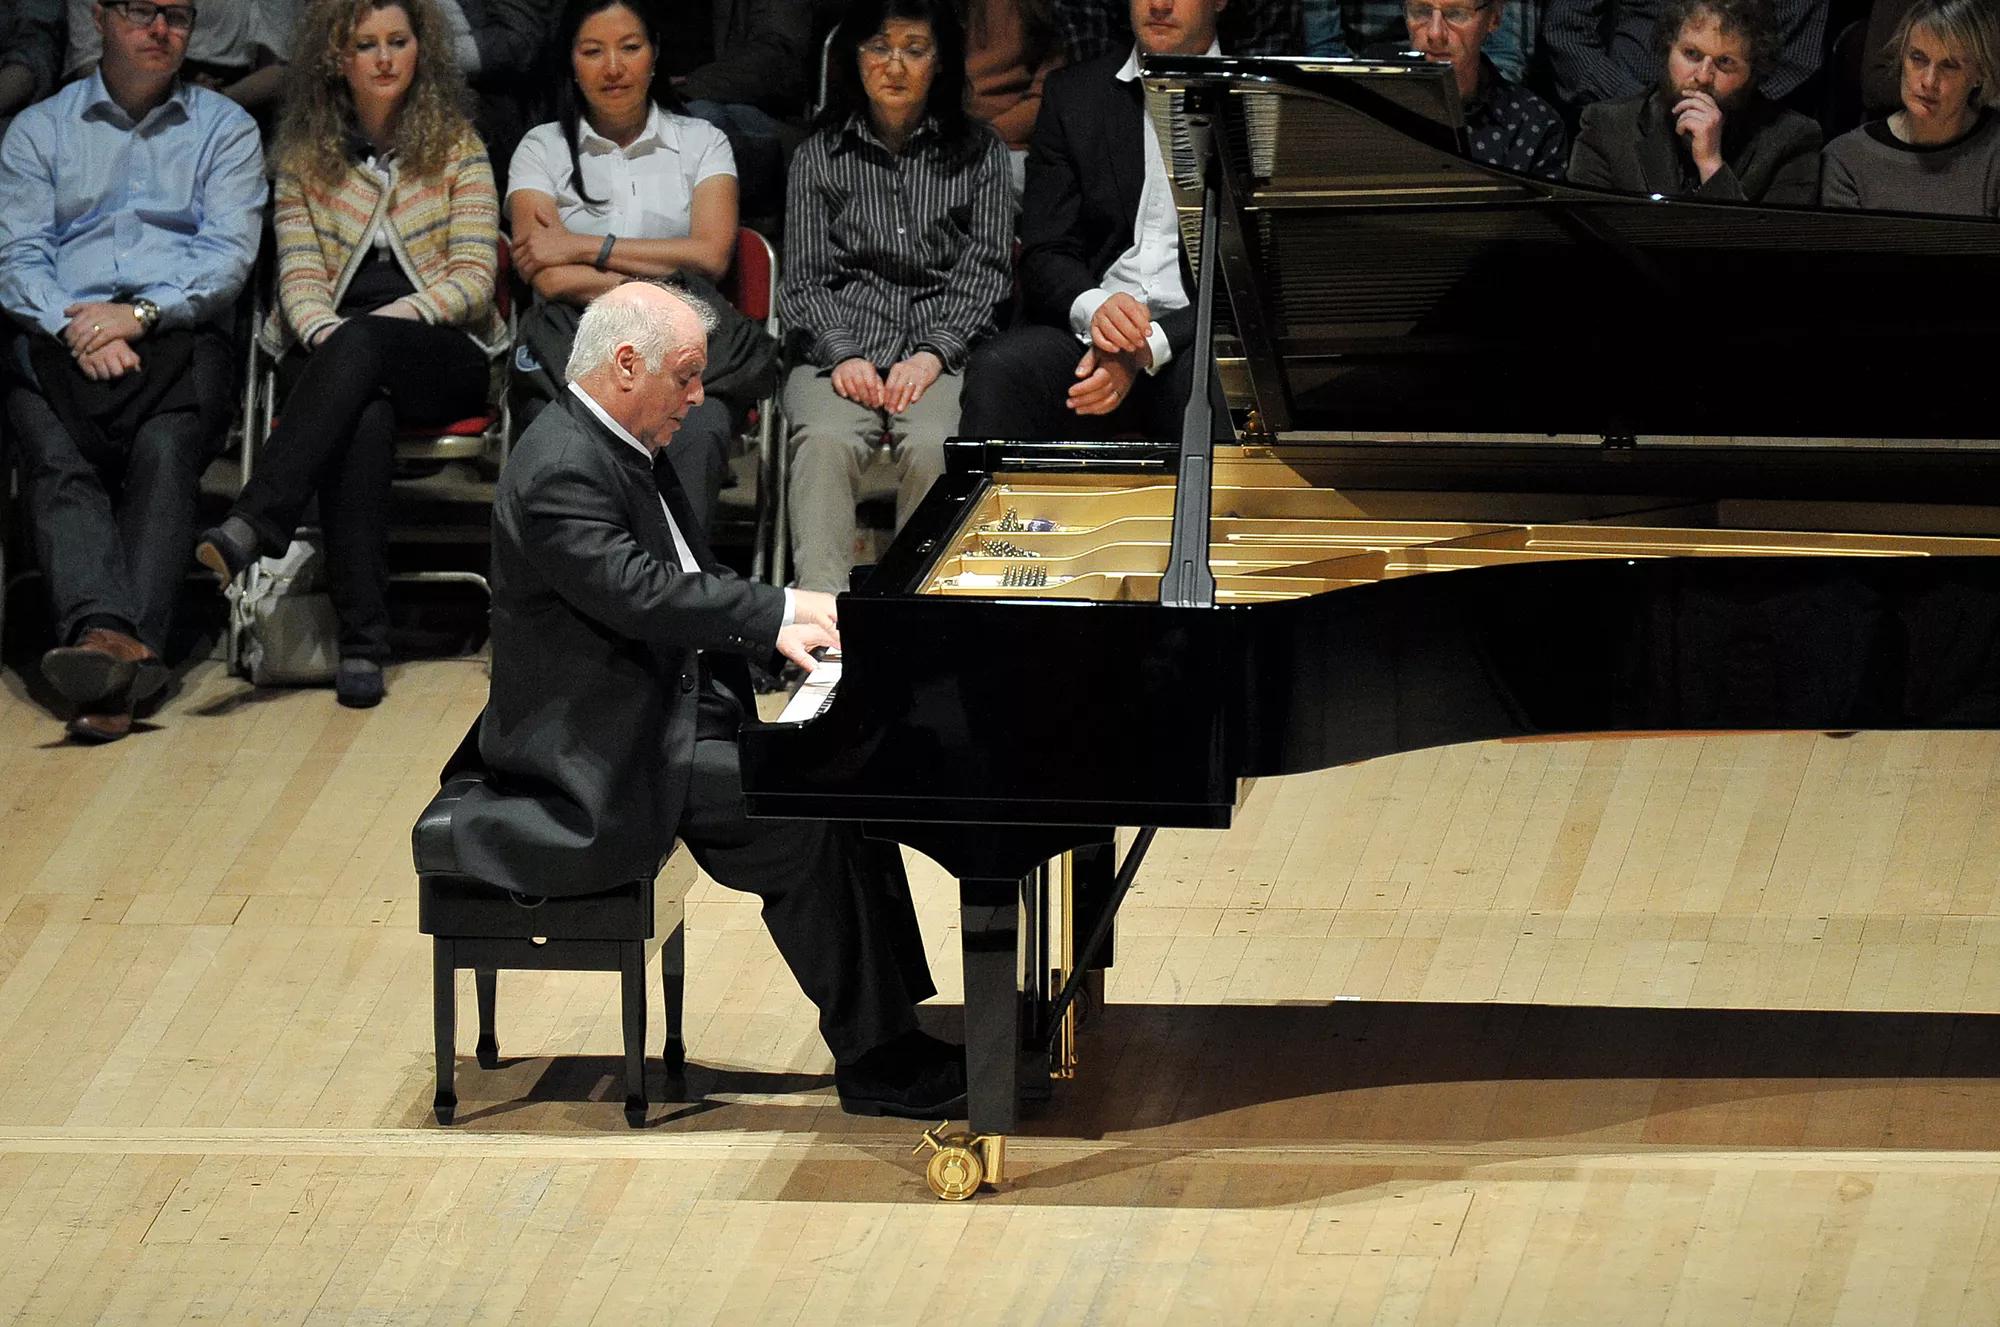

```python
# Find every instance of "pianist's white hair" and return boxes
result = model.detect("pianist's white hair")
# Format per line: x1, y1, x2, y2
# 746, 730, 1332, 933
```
567, 281, 720, 380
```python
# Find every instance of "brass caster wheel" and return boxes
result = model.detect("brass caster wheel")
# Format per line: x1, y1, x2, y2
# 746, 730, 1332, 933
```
925, 1143, 984, 1200
913, 1123, 1007, 1201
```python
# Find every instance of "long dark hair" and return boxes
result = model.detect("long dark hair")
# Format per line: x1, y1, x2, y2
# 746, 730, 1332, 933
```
817, 0, 979, 163
551, 0, 686, 206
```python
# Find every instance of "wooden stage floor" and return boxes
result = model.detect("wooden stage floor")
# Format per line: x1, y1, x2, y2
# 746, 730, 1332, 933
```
6, 655, 2000, 1324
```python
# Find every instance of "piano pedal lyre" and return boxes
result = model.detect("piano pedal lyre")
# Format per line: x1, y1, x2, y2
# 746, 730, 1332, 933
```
1050, 852, 1079, 1081
914, 1122, 1007, 1200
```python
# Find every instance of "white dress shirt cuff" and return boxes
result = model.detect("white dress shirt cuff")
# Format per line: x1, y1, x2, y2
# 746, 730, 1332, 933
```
781, 587, 796, 628
1143, 323, 1173, 375
1069, 287, 1112, 343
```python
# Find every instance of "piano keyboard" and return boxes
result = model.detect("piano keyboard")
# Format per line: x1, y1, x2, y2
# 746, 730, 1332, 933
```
776, 658, 841, 724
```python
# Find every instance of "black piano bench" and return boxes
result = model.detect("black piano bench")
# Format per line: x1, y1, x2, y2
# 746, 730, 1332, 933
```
413, 774, 687, 1128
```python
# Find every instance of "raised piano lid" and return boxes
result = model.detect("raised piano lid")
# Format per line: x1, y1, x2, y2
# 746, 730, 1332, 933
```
1139, 53, 2000, 458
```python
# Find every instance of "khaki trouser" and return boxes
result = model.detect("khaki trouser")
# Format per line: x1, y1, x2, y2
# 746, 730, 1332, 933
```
782, 364, 961, 593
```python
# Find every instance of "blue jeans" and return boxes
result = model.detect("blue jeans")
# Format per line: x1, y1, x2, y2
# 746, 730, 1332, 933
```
6, 337, 228, 655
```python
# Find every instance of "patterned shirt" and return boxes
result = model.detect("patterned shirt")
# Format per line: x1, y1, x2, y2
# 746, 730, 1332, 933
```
780, 114, 1015, 372
1465, 57, 1568, 180
1307, 0, 1538, 83
1054, 0, 1301, 61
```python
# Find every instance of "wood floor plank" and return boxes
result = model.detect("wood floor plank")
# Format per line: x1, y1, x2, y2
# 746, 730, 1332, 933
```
10, 659, 2000, 1322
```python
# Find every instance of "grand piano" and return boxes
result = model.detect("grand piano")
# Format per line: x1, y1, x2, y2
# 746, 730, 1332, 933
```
741, 55, 2000, 1197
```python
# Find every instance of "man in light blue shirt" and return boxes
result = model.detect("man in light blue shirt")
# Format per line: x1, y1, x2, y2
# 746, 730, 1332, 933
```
0, 0, 264, 743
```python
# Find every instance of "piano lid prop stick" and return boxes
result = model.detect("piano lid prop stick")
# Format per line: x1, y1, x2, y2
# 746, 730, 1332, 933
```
1160, 96, 1220, 610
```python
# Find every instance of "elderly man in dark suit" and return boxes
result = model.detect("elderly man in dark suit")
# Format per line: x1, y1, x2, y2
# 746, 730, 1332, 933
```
958, 0, 1231, 442
449, 281, 964, 1118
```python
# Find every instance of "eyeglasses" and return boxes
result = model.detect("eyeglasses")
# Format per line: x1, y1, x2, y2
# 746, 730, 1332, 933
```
1403, 0, 1491, 26
858, 38, 935, 66
102, 1, 198, 32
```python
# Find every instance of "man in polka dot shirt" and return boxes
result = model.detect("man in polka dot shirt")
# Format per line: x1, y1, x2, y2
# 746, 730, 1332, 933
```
1388, 0, 1569, 179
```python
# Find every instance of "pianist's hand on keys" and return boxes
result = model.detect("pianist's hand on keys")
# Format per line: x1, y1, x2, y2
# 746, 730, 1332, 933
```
777, 653, 841, 723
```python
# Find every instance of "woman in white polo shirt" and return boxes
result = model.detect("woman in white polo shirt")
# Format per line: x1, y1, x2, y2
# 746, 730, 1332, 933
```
506, 0, 740, 529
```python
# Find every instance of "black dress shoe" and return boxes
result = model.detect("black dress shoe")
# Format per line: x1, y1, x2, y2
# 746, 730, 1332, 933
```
335, 659, 385, 709
835, 1029, 968, 1119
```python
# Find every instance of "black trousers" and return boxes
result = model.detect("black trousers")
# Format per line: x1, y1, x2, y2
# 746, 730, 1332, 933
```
677, 674, 936, 1063
6, 336, 230, 655
958, 322, 1230, 442
233, 318, 489, 659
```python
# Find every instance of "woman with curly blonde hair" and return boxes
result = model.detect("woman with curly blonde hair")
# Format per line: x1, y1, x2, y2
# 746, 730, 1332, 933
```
199, 0, 506, 707
273, 0, 475, 188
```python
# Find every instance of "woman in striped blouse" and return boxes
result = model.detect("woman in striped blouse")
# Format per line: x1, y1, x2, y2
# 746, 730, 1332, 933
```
198, 0, 504, 708
779, 0, 1014, 594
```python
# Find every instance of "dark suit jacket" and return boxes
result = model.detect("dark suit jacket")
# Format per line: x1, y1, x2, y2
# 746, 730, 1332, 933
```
679, 0, 812, 117
1018, 50, 1198, 356
446, 390, 787, 897
1569, 89, 1822, 205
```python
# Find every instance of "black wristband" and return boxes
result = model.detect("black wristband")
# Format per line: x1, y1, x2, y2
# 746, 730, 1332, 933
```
594, 234, 616, 271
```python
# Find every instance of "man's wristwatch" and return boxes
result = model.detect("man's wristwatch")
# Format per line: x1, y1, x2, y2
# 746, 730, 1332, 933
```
131, 298, 160, 335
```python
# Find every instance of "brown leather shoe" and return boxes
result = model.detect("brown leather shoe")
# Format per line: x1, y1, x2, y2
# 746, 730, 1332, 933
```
41, 627, 166, 706
64, 707, 134, 744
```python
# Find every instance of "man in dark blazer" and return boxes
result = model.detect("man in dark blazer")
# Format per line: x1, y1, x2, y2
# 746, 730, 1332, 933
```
958, 0, 1230, 442
1567, 0, 1821, 203
448, 281, 964, 1118
1543, 0, 1828, 110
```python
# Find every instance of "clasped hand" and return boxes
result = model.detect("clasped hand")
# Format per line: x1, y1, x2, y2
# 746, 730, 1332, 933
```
62, 301, 145, 379
831, 350, 942, 414
1089, 291, 1153, 358
1068, 344, 1148, 417
1068, 292, 1156, 415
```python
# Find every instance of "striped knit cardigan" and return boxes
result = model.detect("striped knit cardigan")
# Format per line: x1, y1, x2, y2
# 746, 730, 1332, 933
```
260, 130, 507, 359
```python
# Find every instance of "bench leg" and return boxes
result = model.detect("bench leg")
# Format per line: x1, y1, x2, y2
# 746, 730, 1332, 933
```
474, 969, 498, 1069
660, 919, 686, 1091
621, 940, 647, 1127
432, 939, 456, 1124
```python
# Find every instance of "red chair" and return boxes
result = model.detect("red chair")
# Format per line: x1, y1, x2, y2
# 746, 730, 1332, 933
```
244, 235, 515, 475
716, 226, 785, 584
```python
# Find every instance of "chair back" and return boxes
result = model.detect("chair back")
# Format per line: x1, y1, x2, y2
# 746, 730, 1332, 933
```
727, 227, 781, 335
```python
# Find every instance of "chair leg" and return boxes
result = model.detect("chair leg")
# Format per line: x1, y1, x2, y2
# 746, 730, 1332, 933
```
660, 919, 686, 1092
432, 939, 456, 1124
771, 421, 791, 588
621, 940, 647, 1127
474, 969, 498, 1068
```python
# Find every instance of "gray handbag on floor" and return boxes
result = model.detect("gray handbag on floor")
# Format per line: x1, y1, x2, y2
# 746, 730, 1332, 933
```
232, 534, 340, 685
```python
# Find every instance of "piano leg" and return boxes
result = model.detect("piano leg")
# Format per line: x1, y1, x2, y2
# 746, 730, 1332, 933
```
959, 875, 1022, 1140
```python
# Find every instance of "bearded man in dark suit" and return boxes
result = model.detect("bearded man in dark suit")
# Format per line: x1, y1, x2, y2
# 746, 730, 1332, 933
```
449, 281, 964, 1118
959, 0, 1231, 442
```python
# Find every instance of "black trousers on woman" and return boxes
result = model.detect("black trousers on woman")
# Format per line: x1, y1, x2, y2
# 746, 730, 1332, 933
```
232, 317, 489, 659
